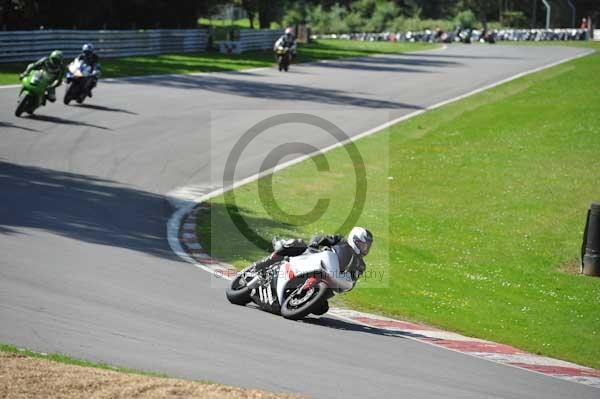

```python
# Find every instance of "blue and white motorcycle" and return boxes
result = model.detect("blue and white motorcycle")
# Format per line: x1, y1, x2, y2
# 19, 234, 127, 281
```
63, 57, 101, 105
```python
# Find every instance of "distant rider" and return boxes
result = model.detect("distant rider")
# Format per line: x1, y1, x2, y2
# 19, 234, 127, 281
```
20, 50, 65, 104
274, 27, 297, 58
253, 227, 373, 288
76, 43, 101, 97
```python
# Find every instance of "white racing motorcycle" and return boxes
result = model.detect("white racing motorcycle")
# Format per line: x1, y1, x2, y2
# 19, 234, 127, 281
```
64, 58, 100, 105
226, 247, 356, 320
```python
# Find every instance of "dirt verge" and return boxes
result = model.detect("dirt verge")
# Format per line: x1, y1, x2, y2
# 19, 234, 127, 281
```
0, 352, 303, 399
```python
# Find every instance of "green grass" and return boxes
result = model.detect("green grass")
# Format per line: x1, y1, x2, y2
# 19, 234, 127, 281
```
197, 42, 600, 368
0, 342, 168, 377
0, 39, 436, 86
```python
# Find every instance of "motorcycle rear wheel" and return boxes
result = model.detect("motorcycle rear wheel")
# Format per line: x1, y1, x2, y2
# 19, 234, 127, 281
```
225, 269, 254, 305
280, 282, 329, 320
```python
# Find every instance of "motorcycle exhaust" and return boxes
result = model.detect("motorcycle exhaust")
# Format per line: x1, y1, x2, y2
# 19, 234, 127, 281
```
246, 275, 262, 289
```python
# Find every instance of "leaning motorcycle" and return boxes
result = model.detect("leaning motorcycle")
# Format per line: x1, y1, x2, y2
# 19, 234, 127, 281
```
226, 247, 356, 320
275, 46, 290, 72
15, 69, 50, 117
64, 58, 100, 105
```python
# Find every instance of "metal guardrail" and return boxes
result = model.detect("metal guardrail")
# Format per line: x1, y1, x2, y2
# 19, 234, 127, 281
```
218, 29, 283, 54
315, 29, 591, 43
0, 29, 209, 63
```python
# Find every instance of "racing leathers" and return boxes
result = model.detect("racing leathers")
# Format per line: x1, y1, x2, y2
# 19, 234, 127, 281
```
253, 234, 366, 289
21, 57, 65, 103
273, 34, 297, 57
76, 51, 101, 96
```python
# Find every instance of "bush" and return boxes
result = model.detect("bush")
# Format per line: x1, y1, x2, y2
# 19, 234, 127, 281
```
502, 11, 527, 28
293, 2, 502, 34
454, 10, 477, 29
363, 2, 396, 31
388, 17, 455, 32
282, 0, 310, 27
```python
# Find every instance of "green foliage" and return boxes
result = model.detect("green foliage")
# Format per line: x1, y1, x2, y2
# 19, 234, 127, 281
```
502, 11, 528, 28
289, 1, 504, 34
454, 9, 476, 29
282, 0, 309, 27
350, 0, 377, 19
364, 1, 400, 32
389, 16, 455, 32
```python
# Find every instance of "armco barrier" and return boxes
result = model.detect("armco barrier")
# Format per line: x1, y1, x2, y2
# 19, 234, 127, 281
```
219, 29, 283, 54
315, 28, 590, 43
0, 29, 208, 63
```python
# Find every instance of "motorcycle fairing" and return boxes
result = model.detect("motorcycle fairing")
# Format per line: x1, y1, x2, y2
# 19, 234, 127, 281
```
250, 273, 280, 314
276, 250, 340, 305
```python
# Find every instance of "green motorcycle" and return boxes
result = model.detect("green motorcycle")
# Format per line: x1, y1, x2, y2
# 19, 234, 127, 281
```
15, 69, 50, 117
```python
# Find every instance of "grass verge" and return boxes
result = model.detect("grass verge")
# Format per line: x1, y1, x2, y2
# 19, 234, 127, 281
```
0, 342, 166, 377
0, 39, 438, 86
0, 343, 301, 398
197, 42, 600, 368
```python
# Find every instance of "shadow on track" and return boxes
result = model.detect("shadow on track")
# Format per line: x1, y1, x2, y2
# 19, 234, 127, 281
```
411, 52, 523, 60
303, 315, 432, 340
0, 121, 40, 132
111, 75, 422, 110
72, 103, 138, 115
26, 114, 110, 130
0, 161, 175, 261
312, 54, 462, 73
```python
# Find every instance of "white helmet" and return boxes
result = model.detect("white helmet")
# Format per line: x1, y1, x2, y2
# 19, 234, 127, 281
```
348, 227, 373, 256
82, 43, 94, 53
285, 27, 294, 36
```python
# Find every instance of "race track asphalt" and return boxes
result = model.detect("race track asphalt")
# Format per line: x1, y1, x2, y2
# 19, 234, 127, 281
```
0, 44, 597, 398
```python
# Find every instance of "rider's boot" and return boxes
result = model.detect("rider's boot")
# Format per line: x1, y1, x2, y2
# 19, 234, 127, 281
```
87, 79, 97, 98
46, 89, 56, 103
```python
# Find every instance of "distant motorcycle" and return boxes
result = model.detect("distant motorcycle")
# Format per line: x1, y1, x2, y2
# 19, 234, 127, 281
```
275, 46, 291, 72
226, 247, 357, 320
15, 69, 50, 117
64, 58, 100, 105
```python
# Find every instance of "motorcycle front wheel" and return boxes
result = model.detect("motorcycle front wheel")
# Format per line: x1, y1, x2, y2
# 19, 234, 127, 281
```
15, 93, 30, 117
280, 282, 329, 320
64, 82, 75, 105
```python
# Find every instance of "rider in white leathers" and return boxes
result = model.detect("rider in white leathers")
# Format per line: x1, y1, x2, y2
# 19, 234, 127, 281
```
254, 227, 373, 288
273, 27, 297, 58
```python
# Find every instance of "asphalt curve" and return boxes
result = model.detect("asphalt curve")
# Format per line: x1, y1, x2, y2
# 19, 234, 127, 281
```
0, 44, 597, 399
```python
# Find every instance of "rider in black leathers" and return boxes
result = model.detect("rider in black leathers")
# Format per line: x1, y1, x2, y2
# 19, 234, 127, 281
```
77, 43, 101, 97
